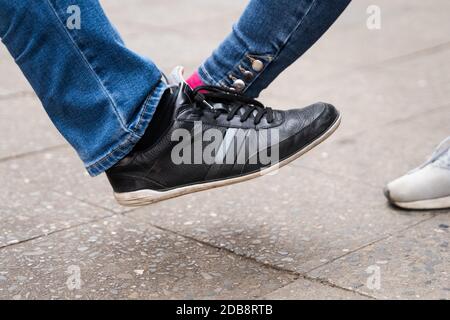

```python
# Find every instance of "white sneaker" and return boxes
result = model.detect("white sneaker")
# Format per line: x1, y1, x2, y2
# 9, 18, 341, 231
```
384, 137, 450, 210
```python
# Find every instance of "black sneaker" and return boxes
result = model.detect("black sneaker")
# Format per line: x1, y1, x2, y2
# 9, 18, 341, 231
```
106, 67, 341, 206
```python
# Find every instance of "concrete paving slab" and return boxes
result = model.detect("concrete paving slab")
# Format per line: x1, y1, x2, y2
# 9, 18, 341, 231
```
0, 192, 112, 249
109, 1, 450, 144
296, 106, 450, 188
264, 278, 370, 300
0, 0, 448, 300
0, 215, 295, 300
0, 148, 124, 214
0, 96, 64, 160
126, 165, 434, 273
105, 0, 450, 99
309, 216, 450, 300
262, 46, 450, 139
0, 161, 114, 248
114, 7, 243, 77
104, 0, 450, 74
254, 0, 450, 96
295, 0, 450, 78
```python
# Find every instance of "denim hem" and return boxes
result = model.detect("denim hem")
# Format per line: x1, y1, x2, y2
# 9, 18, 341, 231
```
85, 80, 167, 176
198, 65, 218, 86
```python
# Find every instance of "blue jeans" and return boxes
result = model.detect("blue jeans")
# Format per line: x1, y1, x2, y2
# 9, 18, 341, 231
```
0, 0, 350, 176
200, 0, 351, 98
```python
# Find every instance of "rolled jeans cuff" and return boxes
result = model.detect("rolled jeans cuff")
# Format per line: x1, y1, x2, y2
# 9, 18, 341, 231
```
85, 80, 167, 176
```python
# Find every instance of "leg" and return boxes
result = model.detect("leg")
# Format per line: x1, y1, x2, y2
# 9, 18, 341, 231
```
106, 1, 349, 206
189, 0, 351, 97
0, 0, 166, 176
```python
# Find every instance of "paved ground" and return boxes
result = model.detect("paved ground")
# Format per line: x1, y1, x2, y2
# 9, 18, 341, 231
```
0, 0, 449, 300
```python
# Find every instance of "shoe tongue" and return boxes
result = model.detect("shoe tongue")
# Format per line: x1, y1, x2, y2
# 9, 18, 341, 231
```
168, 66, 260, 119
169, 66, 188, 86
167, 66, 195, 105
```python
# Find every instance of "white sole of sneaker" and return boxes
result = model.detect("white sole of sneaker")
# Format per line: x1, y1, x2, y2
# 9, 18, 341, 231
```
114, 115, 341, 207
391, 195, 450, 210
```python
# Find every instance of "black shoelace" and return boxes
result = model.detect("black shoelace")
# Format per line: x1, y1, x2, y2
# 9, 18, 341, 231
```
190, 85, 274, 125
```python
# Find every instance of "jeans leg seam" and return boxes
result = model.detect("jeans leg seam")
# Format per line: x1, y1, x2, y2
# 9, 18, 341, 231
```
277, 0, 318, 52
87, 135, 134, 171
134, 79, 166, 133
44, 0, 133, 136
200, 27, 248, 86
84, 132, 133, 168
199, 65, 217, 85
85, 81, 166, 175
132, 81, 158, 133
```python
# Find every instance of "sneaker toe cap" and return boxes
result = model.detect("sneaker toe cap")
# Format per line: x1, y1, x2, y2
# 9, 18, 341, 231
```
282, 102, 340, 140
385, 166, 450, 203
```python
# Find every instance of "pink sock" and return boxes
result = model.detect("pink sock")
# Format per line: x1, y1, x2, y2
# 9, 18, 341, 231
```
186, 71, 205, 89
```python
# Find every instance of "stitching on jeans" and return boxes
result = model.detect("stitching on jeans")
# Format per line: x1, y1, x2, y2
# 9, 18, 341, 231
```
86, 88, 158, 169
259, 0, 318, 77
133, 90, 154, 134
85, 82, 165, 174
239, 0, 318, 95
199, 65, 216, 85
246, 53, 274, 63
88, 142, 132, 174
231, 25, 251, 53
45, 0, 132, 134
218, 26, 250, 86
276, 0, 318, 53
132, 79, 164, 134
86, 135, 133, 170
201, 24, 249, 88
